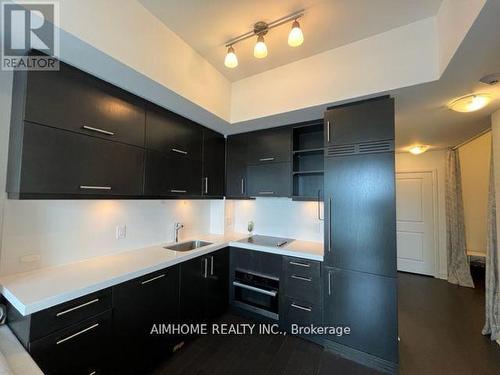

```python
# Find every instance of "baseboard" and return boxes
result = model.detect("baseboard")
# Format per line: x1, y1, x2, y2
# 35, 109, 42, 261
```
323, 339, 399, 374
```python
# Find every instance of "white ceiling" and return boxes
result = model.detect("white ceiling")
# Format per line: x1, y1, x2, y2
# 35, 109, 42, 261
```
138, 0, 443, 82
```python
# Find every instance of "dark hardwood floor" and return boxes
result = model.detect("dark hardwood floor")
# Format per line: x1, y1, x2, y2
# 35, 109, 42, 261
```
153, 270, 500, 375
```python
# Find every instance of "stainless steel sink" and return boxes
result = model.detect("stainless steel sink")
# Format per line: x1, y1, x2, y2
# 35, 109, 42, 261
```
164, 240, 213, 252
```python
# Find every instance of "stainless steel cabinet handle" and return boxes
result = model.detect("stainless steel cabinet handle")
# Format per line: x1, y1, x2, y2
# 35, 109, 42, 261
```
328, 271, 332, 295
289, 261, 310, 268
82, 125, 115, 136
141, 274, 165, 285
204, 258, 208, 278
171, 189, 187, 193
259, 157, 275, 162
317, 190, 323, 221
56, 298, 99, 317
79, 185, 112, 191
259, 191, 274, 195
89, 372, 97, 375
172, 148, 188, 155
204, 177, 208, 194
291, 303, 312, 312
232, 281, 278, 297
241, 178, 245, 195
291, 275, 312, 282
328, 197, 332, 252
56, 323, 99, 345
326, 120, 330, 143
210, 256, 214, 276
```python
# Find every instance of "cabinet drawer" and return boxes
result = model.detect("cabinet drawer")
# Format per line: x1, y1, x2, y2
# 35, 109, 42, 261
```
18, 123, 144, 197
30, 310, 112, 375
230, 247, 282, 279
145, 150, 202, 197
283, 272, 321, 305
246, 162, 291, 197
246, 127, 291, 164
30, 288, 111, 342
282, 297, 321, 330
283, 257, 321, 278
25, 62, 146, 147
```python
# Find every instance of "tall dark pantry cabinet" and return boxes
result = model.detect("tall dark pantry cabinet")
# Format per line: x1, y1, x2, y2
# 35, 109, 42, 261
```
322, 97, 398, 373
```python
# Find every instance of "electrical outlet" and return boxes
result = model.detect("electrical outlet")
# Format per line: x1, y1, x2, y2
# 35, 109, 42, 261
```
116, 225, 127, 240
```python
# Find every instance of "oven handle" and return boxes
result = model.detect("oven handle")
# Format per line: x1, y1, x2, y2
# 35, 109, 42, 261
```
232, 281, 278, 297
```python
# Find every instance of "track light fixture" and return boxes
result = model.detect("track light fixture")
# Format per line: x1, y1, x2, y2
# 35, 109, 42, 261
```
224, 11, 304, 69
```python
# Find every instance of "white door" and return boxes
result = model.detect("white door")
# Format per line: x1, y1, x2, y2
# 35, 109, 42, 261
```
396, 171, 435, 275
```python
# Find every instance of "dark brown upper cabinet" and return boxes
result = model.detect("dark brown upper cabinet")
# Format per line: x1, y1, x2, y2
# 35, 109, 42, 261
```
146, 103, 202, 161
226, 133, 248, 199
144, 150, 202, 198
23, 61, 146, 147
202, 128, 225, 198
324, 96, 394, 147
246, 126, 292, 165
8, 123, 144, 198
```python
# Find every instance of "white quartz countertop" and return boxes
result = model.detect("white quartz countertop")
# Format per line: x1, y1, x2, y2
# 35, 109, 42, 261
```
0, 233, 323, 316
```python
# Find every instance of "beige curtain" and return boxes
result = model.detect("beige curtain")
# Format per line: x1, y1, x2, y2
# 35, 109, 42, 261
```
482, 147, 500, 344
445, 149, 474, 287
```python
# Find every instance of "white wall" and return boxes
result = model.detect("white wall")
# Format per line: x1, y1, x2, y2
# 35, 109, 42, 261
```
230, 18, 439, 123
395, 150, 447, 279
0, 199, 212, 275
230, 198, 323, 243
0, 68, 216, 277
57, 0, 231, 121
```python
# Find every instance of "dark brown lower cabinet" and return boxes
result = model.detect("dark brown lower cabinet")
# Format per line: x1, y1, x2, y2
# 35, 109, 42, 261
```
180, 248, 229, 325
29, 310, 112, 375
9, 122, 145, 198
323, 266, 398, 366
145, 150, 202, 197
112, 266, 180, 374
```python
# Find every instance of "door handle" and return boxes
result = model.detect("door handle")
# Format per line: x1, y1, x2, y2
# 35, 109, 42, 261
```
172, 148, 188, 155
326, 120, 330, 143
328, 271, 332, 295
317, 190, 323, 221
232, 281, 278, 297
259, 157, 275, 162
56, 323, 99, 345
259, 191, 274, 195
171, 189, 187, 193
328, 197, 332, 252
210, 256, 214, 276
204, 177, 208, 194
79, 185, 112, 191
241, 178, 245, 195
289, 261, 310, 268
82, 125, 115, 136
203, 258, 208, 278
291, 275, 312, 282
56, 298, 99, 317
141, 274, 165, 285
291, 303, 312, 312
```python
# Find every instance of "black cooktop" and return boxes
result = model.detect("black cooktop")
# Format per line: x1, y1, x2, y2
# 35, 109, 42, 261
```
238, 235, 294, 248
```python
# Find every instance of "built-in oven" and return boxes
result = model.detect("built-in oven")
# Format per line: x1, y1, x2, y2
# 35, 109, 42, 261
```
232, 270, 280, 320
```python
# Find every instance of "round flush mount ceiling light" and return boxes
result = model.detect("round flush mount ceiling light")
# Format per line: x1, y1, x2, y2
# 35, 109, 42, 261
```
288, 20, 304, 47
224, 46, 238, 68
254, 35, 268, 59
448, 94, 491, 113
408, 145, 430, 155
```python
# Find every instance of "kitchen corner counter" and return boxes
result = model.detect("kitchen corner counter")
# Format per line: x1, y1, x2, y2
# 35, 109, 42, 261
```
0, 233, 323, 317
